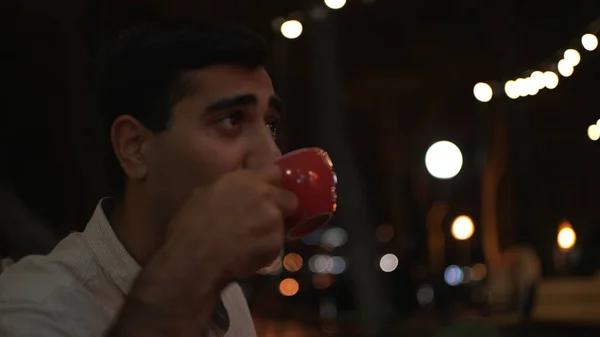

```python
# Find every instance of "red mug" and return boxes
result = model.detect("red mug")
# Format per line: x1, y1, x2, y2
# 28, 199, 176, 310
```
275, 147, 338, 240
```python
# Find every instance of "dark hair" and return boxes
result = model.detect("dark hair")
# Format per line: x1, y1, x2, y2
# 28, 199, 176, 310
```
97, 20, 268, 195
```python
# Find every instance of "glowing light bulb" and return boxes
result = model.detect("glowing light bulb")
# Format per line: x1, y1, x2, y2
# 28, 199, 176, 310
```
557, 225, 576, 250
557, 59, 574, 77
280, 20, 303, 39
563, 49, 581, 67
473, 82, 493, 102
504, 80, 519, 99
451, 215, 474, 240
425, 141, 463, 179
582, 34, 598, 51
543, 71, 559, 89
324, 0, 346, 9
588, 124, 600, 141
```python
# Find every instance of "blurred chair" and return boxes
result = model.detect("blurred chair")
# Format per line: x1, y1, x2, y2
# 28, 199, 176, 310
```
433, 322, 503, 337
487, 245, 542, 316
532, 277, 600, 324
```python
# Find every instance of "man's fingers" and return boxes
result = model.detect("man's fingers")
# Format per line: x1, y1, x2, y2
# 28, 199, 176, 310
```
269, 187, 298, 217
253, 165, 282, 185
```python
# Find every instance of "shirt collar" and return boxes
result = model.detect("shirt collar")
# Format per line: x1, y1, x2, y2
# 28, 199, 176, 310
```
81, 198, 228, 337
83, 198, 141, 295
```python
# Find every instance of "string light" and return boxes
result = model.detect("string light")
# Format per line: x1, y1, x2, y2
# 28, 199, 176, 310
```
557, 59, 574, 77
324, 0, 346, 10
530, 71, 546, 90
543, 71, 559, 89
274, 0, 377, 39
563, 49, 581, 67
504, 80, 519, 99
582, 33, 598, 51
473, 17, 600, 102
515, 78, 527, 97
473, 82, 493, 102
585, 117, 600, 141
280, 20, 303, 39
524, 78, 540, 96
588, 124, 600, 141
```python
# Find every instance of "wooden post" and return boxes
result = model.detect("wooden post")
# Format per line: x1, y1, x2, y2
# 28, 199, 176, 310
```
481, 112, 507, 266
307, 14, 388, 336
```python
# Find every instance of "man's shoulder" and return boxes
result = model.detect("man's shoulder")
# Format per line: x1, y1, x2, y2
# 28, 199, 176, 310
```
0, 247, 111, 336
0, 232, 98, 304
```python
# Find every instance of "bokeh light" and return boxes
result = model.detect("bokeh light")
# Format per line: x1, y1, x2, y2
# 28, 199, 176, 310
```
557, 223, 576, 250
312, 273, 334, 290
504, 80, 519, 99
425, 141, 463, 179
379, 253, 398, 272
326, 256, 346, 275
473, 82, 493, 102
582, 33, 598, 51
444, 265, 463, 286
557, 59, 574, 77
309, 255, 330, 273
451, 215, 475, 240
280, 20, 303, 39
543, 71, 559, 89
321, 227, 348, 248
279, 278, 299, 296
324, 0, 346, 9
283, 253, 303, 272
530, 71, 546, 90
588, 124, 600, 141
563, 49, 581, 67
515, 78, 528, 97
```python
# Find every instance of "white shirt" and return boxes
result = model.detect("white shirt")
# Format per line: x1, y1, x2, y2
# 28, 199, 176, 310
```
0, 199, 256, 337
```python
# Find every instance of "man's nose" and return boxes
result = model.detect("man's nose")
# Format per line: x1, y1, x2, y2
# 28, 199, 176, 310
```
244, 127, 282, 170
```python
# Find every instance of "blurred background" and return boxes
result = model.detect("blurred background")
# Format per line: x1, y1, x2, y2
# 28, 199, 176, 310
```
2, 0, 600, 336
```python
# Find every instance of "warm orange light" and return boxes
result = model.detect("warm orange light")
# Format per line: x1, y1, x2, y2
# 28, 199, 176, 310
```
312, 273, 333, 290
283, 253, 303, 272
557, 222, 576, 250
279, 278, 299, 296
451, 215, 474, 240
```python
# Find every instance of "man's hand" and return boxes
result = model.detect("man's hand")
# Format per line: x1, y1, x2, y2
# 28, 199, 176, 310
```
108, 165, 297, 337
165, 164, 298, 283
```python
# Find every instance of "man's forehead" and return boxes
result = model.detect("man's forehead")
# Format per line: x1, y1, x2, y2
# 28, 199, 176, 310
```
185, 64, 274, 96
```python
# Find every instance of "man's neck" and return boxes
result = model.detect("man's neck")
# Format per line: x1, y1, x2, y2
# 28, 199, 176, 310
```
109, 191, 164, 267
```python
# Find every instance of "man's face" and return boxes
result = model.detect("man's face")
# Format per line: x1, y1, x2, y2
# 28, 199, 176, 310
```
144, 65, 282, 218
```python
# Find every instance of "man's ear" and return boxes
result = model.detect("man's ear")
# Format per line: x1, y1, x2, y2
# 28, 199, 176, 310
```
110, 115, 152, 182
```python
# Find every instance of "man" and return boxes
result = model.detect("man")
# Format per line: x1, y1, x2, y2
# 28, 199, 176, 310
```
0, 20, 298, 337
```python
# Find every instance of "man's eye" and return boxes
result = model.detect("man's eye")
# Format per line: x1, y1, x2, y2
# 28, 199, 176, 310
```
267, 121, 278, 140
220, 111, 244, 128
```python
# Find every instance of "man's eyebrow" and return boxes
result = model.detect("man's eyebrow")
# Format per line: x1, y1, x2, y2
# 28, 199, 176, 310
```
204, 94, 258, 113
203, 94, 285, 116
269, 95, 284, 115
